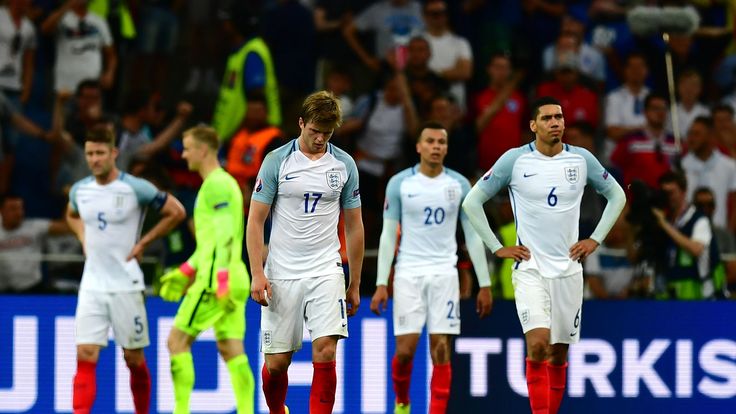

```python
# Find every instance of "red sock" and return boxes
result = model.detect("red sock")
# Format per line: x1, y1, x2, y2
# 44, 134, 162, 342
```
310, 361, 337, 414
73, 360, 97, 414
262, 364, 288, 414
547, 361, 568, 414
391, 356, 413, 405
429, 363, 452, 414
526, 358, 549, 414
129, 361, 151, 414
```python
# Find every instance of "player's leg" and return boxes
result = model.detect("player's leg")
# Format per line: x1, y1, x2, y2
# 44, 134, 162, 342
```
261, 279, 302, 414
73, 290, 110, 414
304, 274, 350, 414
392, 274, 427, 412
169, 285, 211, 414
426, 272, 461, 414
122, 348, 150, 414
111, 292, 151, 414
214, 284, 254, 414
512, 269, 552, 414
546, 271, 583, 414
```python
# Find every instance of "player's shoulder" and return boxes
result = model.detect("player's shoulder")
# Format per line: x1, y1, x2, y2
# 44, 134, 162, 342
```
563, 143, 599, 163
264, 138, 298, 162
444, 167, 471, 187
118, 171, 155, 190
387, 166, 417, 187
70, 175, 95, 195
327, 143, 358, 168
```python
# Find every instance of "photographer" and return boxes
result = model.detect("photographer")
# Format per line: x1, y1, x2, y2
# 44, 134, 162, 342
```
652, 172, 719, 300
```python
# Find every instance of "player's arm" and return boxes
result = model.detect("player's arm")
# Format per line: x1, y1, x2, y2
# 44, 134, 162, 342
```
344, 206, 364, 316
573, 148, 627, 261
48, 219, 71, 236
65, 203, 84, 246
246, 200, 271, 306
130, 193, 186, 260
462, 151, 530, 261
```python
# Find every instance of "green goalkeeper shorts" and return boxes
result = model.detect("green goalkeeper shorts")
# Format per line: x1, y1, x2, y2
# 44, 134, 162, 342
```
173, 280, 249, 340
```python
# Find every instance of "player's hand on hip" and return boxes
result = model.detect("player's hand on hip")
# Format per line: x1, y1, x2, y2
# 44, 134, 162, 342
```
346, 283, 360, 317
476, 287, 493, 319
570, 238, 600, 262
126, 242, 145, 262
495, 246, 531, 262
370, 285, 389, 316
250, 273, 272, 306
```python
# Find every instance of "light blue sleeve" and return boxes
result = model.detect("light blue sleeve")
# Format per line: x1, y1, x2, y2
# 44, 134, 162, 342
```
251, 141, 292, 205
335, 146, 362, 209
572, 146, 627, 243
123, 173, 167, 211
69, 181, 81, 213
383, 170, 410, 221
475, 147, 521, 198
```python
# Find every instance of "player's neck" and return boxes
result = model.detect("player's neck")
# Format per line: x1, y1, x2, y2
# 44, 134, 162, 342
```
297, 136, 327, 160
419, 162, 443, 177
199, 157, 221, 180
534, 139, 563, 157
95, 168, 119, 185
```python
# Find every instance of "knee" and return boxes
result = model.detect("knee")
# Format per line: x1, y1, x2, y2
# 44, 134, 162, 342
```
431, 340, 450, 365
266, 358, 291, 376
217, 339, 243, 362
76, 345, 99, 363
313, 342, 337, 363
123, 349, 145, 368
527, 339, 549, 362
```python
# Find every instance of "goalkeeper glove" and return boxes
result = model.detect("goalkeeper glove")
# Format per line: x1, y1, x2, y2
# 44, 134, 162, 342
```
216, 269, 236, 312
159, 262, 195, 302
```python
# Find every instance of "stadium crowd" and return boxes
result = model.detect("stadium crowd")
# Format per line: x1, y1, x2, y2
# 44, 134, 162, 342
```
0, 0, 735, 301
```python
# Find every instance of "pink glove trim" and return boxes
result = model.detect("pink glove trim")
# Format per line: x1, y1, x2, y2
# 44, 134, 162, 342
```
216, 269, 229, 297
179, 262, 196, 278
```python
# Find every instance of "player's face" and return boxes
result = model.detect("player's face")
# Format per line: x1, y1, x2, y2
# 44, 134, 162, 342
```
530, 104, 565, 145
416, 127, 448, 166
84, 141, 116, 178
299, 118, 334, 154
181, 135, 206, 171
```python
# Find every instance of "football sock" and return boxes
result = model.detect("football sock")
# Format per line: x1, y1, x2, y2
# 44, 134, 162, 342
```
129, 360, 151, 414
170, 352, 195, 414
262, 363, 288, 414
429, 363, 452, 414
309, 361, 337, 414
547, 361, 568, 414
73, 360, 97, 414
226, 354, 255, 414
526, 358, 549, 414
392, 356, 413, 405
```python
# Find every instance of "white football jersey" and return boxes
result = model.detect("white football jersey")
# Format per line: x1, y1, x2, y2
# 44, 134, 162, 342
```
252, 139, 361, 280
477, 142, 620, 278
53, 11, 113, 92
384, 165, 470, 276
70, 172, 167, 292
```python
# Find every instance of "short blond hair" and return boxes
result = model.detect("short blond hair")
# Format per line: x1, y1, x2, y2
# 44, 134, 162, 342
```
300, 90, 342, 129
183, 125, 219, 150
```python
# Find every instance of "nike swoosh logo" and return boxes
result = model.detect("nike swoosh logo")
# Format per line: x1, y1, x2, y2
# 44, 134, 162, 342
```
407, 194, 419, 198
570, 331, 577, 337
523, 173, 538, 178
284, 174, 299, 180
341, 323, 347, 328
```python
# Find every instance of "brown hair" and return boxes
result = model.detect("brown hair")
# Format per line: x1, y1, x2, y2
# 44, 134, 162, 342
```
300, 90, 342, 129
183, 124, 219, 150
85, 124, 116, 146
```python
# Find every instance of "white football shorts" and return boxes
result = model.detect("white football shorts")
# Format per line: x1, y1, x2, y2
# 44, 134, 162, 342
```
75, 289, 150, 349
392, 271, 461, 336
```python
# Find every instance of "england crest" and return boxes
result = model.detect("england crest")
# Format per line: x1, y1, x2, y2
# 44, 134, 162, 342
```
564, 166, 579, 184
445, 186, 458, 202
326, 171, 342, 190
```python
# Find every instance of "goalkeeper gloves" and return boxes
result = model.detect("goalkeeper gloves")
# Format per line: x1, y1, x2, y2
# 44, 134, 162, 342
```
159, 262, 195, 302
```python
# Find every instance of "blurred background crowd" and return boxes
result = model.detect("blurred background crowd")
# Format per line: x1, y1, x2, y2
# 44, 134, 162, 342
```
0, 0, 735, 301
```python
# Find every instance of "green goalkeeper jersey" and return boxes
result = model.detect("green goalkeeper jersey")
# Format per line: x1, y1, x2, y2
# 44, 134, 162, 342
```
188, 168, 249, 289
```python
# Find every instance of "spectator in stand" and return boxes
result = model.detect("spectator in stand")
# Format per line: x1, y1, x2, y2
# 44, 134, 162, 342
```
226, 93, 284, 211
584, 214, 636, 299
212, 4, 280, 143
712, 104, 736, 158
603, 52, 650, 164
693, 187, 736, 298
0, 0, 36, 105
611, 93, 678, 189
421, 0, 473, 113
401, 36, 449, 118
536, 51, 599, 126
565, 121, 604, 239
0, 194, 70, 293
681, 116, 736, 233
473, 53, 526, 171
132, 0, 181, 95
427, 94, 475, 177
667, 70, 710, 139
313, 0, 354, 90
117, 94, 193, 172
41, 0, 117, 93
342, 0, 423, 73
542, 13, 606, 88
